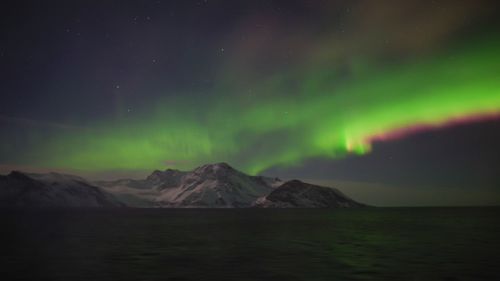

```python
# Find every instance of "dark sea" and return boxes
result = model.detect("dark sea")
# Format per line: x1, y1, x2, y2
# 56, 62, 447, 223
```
1, 207, 499, 281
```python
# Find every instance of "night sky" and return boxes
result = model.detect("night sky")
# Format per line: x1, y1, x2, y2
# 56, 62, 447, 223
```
1, 0, 499, 205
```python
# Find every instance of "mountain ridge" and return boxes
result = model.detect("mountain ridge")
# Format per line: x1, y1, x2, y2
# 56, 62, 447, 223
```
0, 171, 124, 207
1, 163, 365, 208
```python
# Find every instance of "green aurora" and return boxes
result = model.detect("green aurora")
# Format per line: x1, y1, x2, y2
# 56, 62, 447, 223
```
30, 37, 500, 175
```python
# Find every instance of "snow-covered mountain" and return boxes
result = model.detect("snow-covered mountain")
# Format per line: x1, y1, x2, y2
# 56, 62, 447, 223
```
97, 163, 283, 207
96, 162, 364, 208
0, 171, 123, 207
155, 163, 282, 207
0, 163, 364, 208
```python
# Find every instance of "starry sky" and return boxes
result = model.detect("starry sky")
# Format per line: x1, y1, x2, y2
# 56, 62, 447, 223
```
1, 0, 499, 206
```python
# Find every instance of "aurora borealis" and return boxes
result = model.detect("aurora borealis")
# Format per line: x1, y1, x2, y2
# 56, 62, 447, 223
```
35, 38, 500, 174
1, 0, 500, 204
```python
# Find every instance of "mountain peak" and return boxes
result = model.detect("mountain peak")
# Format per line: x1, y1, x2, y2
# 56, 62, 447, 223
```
255, 180, 364, 208
214, 162, 232, 168
282, 179, 305, 186
156, 162, 275, 207
194, 162, 236, 175
146, 169, 183, 183
202, 162, 233, 169
146, 170, 162, 181
92, 162, 363, 208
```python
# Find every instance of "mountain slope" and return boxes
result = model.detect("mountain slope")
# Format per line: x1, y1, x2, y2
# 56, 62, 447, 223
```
0, 171, 124, 207
96, 163, 283, 207
1, 164, 364, 208
156, 163, 281, 207
254, 180, 365, 208
95, 162, 364, 208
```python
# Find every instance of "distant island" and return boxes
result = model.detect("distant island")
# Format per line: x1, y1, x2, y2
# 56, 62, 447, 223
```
0, 163, 364, 208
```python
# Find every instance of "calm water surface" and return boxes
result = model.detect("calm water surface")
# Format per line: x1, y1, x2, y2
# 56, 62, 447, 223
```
1, 208, 499, 281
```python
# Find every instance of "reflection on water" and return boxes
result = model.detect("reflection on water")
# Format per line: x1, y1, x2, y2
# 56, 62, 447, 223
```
2, 208, 499, 281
